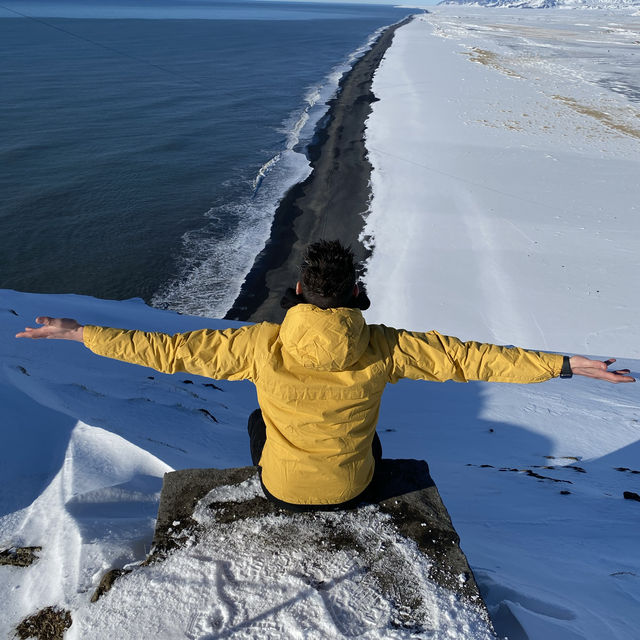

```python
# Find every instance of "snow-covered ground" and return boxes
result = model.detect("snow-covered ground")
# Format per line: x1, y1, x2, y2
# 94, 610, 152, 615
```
364, 7, 640, 639
365, 8, 640, 359
0, 293, 496, 639
1, 6, 640, 640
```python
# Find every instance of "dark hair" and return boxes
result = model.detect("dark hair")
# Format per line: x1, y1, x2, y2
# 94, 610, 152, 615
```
299, 240, 356, 309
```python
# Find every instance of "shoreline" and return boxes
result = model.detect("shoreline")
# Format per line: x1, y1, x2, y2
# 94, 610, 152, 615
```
225, 15, 415, 324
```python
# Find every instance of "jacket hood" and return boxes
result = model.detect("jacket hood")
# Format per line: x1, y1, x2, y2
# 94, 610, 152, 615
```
280, 304, 370, 371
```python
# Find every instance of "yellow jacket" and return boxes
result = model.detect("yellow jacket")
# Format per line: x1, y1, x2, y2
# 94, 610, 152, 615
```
83, 304, 563, 505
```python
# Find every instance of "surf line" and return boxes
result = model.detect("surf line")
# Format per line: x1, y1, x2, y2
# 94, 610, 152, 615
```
225, 15, 416, 325
250, 21, 400, 198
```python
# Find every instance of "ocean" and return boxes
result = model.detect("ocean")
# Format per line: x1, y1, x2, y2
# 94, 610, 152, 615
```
0, 0, 411, 317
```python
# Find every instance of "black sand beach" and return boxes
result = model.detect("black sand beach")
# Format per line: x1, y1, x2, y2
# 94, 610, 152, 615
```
225, 16, 414, 324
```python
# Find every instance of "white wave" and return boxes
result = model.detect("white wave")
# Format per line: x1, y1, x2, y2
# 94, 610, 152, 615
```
252, 152, 281, 192
255, 22, 394, 183
152, 149, 311, 318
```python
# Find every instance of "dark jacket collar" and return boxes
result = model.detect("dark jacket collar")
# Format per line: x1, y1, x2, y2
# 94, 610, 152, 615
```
280, 286, 371, 311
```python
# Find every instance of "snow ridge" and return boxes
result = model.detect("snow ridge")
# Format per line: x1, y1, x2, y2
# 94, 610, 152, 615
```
440, 0, 640, 10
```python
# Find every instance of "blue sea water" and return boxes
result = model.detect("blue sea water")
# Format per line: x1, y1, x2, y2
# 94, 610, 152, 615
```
0, 1, 411, 316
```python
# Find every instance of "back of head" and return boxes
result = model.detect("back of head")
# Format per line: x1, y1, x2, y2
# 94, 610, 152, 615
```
300, 240, 356, 309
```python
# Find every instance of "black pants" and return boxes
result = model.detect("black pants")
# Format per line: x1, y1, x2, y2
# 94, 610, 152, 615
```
247, 408, 383, 511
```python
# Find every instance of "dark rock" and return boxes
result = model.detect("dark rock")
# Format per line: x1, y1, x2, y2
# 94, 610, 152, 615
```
15, 606, 72, 640
198, 408, 218, 423
0, 546, 41, 567
91, 568, 133, 602
149, 466, 256, 559
147, 459, 494, 632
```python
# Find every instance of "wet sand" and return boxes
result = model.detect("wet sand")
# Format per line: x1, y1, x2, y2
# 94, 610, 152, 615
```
225, 16, 414, 324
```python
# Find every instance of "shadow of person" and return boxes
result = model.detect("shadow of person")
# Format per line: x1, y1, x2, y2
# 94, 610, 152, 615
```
375, 377, 556, 482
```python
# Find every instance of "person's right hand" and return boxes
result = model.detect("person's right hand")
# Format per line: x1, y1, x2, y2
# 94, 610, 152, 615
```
16, 317, 84, 342
569, 355, 635, 384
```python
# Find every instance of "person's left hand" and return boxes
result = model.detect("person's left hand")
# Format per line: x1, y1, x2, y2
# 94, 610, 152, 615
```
569, 356, 635, 383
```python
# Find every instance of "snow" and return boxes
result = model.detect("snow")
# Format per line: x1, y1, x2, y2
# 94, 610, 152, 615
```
365, 8, 640, 358
1, 7, 640, 640
74, 476, 494, 639
0, 294, 494, 639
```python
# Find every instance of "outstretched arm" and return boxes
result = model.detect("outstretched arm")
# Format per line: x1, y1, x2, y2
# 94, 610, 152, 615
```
16, 317, 84, 342
388, 328, 635, 385
16, 316, 263, 381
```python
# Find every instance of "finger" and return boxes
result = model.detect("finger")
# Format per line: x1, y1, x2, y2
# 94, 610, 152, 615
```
602, 371, 635, 383
16, 326, 35, 335
15, 328, 46, 339
572, 367, 635, 383
35, 316, 52, 325
604, 358, 616, 367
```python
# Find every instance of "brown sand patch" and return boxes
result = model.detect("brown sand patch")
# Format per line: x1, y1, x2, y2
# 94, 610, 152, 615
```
553, 95, 640, 140
488, 23, 581, 41
462, 48, 523, 79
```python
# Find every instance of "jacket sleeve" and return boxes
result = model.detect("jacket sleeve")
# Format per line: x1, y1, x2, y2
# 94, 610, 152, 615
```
386, 328, 563, 384
82, 324, 262, 381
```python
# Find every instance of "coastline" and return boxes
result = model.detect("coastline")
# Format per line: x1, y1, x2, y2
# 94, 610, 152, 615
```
225, 15, 415, 324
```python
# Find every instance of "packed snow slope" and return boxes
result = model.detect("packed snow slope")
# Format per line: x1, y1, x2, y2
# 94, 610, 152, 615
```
364, 8, 640, 639
0, 293, 500, 640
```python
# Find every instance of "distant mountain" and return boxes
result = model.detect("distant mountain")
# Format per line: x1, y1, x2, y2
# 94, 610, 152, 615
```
439, 0, 639, 9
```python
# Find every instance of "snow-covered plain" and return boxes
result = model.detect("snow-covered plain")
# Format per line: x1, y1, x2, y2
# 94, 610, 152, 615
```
364, 7, 640, 639
1, 7, 640, 640
365, 8, 640, 358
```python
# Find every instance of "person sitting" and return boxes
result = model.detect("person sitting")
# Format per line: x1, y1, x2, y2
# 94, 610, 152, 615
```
16, 240, 634, 511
